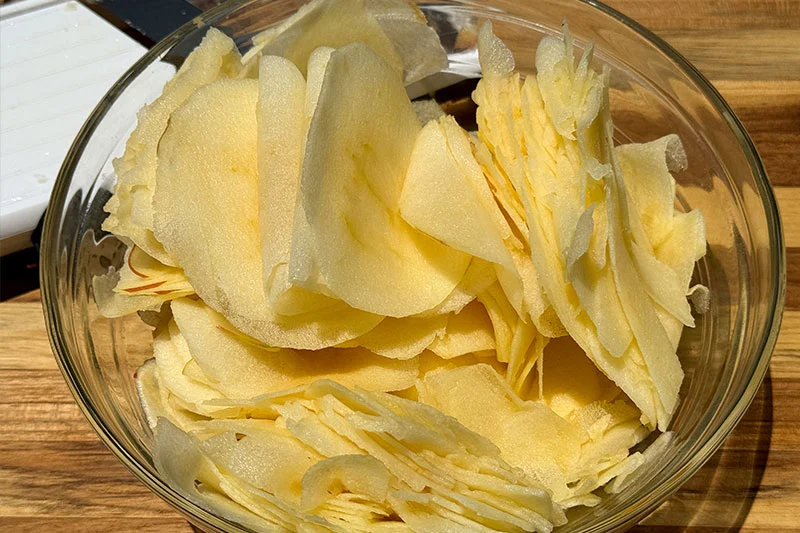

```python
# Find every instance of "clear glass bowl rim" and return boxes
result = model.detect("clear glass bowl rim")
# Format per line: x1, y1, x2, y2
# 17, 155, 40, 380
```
40, 0, 787, 531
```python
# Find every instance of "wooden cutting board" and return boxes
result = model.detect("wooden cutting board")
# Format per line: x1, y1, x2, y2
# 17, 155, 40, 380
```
1, 0, 798, 531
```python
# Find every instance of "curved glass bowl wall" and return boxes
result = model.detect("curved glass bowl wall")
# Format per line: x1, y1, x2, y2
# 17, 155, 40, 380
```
41, 1, 785, 531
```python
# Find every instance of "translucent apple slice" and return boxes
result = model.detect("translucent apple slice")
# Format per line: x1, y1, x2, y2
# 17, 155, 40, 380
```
300, 455, 389, 512
257, 55, 308, 306
427, 301, 496, 360
617, 135, 684, 248
417, 258, 497, 318
171, 298, 418, 396
200, 430, 321, 504
153, 419, 272, 531
418, 364, 585, 502
656, 209, 707, 288
135, 359, 206, 432
241, 0, 447, 85
338, 314, 448, 360
257, 53, 341, 318
400, 115, 515, 272
289, 43, 470, 317
93, 246, 195, 319
602, 117, 685, 428
153, 77, 265, 321
252, 0, 402, 78
153, 319, 223, 408
93, 268, 165, 318
152, 77, 382, 349
103, 28, 242, 265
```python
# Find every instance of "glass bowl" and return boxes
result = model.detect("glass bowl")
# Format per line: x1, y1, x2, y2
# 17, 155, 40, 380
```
40, 0, 785, 531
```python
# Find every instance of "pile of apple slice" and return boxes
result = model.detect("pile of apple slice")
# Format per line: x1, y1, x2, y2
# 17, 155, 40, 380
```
96, 1, 706, 531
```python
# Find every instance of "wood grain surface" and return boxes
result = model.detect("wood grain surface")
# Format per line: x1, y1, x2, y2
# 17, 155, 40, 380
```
1, 0, 799, 531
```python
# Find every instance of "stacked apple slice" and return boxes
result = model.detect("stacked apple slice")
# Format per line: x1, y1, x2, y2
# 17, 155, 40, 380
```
95, 1, 706, 531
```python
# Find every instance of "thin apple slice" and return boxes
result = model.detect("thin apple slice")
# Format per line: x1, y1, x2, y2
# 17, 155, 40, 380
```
602, 112, 684, 428
400, 115, 515, 272
300, 455, 389, 512
171, 298, 418, 396
418, 364, 585, 502
337, 314, 448, 360
417, 258, 497, 318
539, 336, 621, 419
152, 77, 382, 349
93, 268, 163, 318
241, 0, 446, 85
365, 0, 448, 84
135, 359, 205, 432
257, 55, 307, 306
427, 300, 495, 359
95, 246, 195, 318
103, 28, 242, 265
93, 243, 197, 318
153, 77, 264, 321
617, 135, 684, 249
153, 419, 272, 531
289, 43, 470, 317
152, 319, 223, 408
257, 53, 339, 318
200, 429, 321, 504
250, 0, 402, 78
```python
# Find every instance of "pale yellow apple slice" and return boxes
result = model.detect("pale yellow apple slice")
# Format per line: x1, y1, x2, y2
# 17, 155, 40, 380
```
337, 314, 448, 360
566, 399, 649, 486
152, 77, 265, 320
565, 202, 633, 358
153, 419, 274, 531
171, 298, 418, 396
616, 137, 704, 327
199, 429, 322, 504
103, 28, 242, 265
93, 267, 172, 318
241, 0, 447, 85
617, 135, 684, 248
300, 455, 389, 512
427, 300, 495, 359
477, 281, 547, 393
135, 359, 207, 432
654, 208, 707, 349
601, 110, 685, 428
539, 336, 621, 419
93, 243, 197, 318
246, 0, 401, 79
418, 364, 585, 502
655, 209, 706, 289
416, 257, 497, 318
152, 77, 382, 349
400, 115, 515, 272
289, 43, 470, 317
257, 55, 306, 306
417, 350, 506, 383
257, 53, 341, 318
